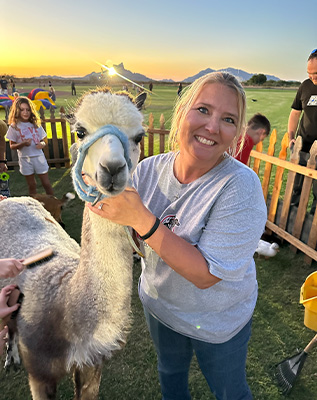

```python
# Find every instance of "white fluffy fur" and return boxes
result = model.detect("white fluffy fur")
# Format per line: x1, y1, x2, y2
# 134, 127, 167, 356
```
0, 89, 144, 400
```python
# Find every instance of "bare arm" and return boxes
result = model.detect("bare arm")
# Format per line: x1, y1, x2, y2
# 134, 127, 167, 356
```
288, 109, 302, 147
87, 188, 221, 289
9, 138, 32, 150
142, 216, 221, 289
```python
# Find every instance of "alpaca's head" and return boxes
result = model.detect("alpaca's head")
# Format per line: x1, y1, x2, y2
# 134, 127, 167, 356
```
70, 87, 144, 197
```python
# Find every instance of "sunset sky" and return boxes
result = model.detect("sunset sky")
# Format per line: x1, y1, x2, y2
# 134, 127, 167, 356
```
1, 0, 316, 82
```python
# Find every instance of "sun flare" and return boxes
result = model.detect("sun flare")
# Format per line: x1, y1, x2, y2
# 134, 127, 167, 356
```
108, 67, 116, 76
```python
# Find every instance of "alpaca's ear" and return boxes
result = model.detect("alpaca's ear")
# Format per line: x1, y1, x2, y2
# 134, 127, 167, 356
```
70, 143, 78, 165
66, 113, 76, 125
115, 91, 135, 104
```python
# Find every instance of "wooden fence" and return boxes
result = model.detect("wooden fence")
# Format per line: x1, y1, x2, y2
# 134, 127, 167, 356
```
250, 133, 317, 265
4, 110, 317, 264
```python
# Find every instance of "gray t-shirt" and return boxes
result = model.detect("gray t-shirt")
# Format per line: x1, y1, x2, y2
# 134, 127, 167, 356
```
133, 152, 267, 343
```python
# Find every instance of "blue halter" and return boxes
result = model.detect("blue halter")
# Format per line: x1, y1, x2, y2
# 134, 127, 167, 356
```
72, 124, 132, 204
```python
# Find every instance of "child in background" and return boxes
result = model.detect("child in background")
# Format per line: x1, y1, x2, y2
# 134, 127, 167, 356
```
235, 113, 271, 165
6, 97, 54, 195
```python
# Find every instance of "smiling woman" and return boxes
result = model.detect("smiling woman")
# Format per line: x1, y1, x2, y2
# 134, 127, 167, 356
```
174, 83, 240, 183
89, 71, 267, 400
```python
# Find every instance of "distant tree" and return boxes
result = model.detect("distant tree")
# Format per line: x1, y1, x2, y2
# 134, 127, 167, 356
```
248, 73, 267, 85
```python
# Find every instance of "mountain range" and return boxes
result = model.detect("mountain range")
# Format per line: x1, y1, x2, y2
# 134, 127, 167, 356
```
37, 62, 281, 83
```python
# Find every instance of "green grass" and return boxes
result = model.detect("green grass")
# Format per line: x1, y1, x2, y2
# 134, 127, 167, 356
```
1, 168, 317, 399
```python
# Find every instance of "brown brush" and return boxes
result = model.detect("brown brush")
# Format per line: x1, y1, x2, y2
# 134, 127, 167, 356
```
23, 247, 55, 268
276, 333, 317, 395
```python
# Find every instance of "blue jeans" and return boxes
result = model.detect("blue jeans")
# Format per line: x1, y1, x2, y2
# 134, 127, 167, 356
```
144, 310, 253, 400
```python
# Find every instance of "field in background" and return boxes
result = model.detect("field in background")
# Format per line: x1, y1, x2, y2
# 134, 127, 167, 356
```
0, 83, 296, 152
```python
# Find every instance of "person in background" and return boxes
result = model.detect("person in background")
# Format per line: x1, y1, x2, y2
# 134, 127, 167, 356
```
288, 49, 317, 213
149, 82, 153, 92
177, 82, 183, 97
6, 97, 54, 195
0, 120, 8, 173
49, 86, 56, 102
10, 78, 16, 94
88, 72, 267, 400
0, 75, 8, 95
71, 81, 76, 96
235, 113, 271, 165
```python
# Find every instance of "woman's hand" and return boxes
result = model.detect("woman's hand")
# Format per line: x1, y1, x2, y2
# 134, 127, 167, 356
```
87, 189, 219, 288
0, 258, 25, 278
0, 284, 20, 320
87, 187, 156, 236
289, 138, 296, 150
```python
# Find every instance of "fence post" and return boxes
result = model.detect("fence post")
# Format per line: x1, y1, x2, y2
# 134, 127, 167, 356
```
262, 129, 277, 201
305, 160, 317, 263
39, 107, 50, 159
268, 132, 289, 224
253, 141, 262, 175
148, 113, 154, 156
60, 107, 70, 168
159, 114, 166, 154
149, 113, 154, 129
159, 114, 165, 130
291, 141, 317, 254
278, 136, 301, 231
49, 107, 61, 168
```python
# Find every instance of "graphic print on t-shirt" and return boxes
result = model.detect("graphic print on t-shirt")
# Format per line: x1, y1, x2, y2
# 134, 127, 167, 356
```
19, 126, 41, 143
307, 95, 317, 106
161, 215, 180, 231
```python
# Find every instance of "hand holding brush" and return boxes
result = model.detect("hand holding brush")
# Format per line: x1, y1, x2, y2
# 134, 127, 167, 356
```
0, 248, 54, 279
0, 258, 25, 278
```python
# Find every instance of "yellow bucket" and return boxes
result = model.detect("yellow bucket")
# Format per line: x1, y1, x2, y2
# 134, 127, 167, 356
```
300, 271, 317, 331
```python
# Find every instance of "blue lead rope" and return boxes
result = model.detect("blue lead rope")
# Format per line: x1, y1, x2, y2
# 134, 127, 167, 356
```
72, 124, 132, 204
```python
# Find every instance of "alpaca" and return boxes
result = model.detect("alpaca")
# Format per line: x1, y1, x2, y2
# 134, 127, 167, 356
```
31, 192, 75, 227
0, 87, 144, 399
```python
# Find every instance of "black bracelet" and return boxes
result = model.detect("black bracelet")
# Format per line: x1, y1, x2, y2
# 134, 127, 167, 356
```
0, 160, 7, 164
140, 217, 160, 240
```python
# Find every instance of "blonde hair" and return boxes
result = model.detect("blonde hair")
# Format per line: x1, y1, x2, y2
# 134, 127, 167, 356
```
8, 96, 41, 127
169, 72, 246, 155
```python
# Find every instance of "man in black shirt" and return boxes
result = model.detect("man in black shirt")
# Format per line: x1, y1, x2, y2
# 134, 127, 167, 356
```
288, 49, 317, 213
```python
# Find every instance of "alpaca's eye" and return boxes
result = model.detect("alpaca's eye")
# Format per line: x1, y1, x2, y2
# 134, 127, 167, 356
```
76, 127, 86, 140
134, 131, 146, 144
